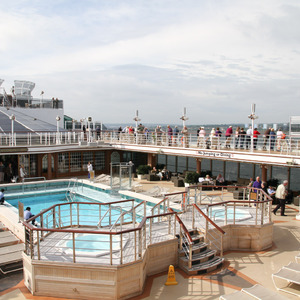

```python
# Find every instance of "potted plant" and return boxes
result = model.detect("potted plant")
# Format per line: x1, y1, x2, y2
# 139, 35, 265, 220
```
137, 165, 151, 180
184, 171, 200, 187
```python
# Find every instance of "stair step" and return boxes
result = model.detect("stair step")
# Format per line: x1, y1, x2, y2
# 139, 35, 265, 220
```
179, 249, 217, 265
0, 231, 19, 248
181, 257, 224, 275
179, 241, 208, 255
0, 243, 24, 255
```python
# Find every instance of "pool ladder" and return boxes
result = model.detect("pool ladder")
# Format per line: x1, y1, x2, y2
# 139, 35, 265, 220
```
65, 178, 79, 202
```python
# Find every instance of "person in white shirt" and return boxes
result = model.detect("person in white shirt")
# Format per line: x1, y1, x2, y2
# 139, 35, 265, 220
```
245, 126, 252, 150
273, 180, 288, 216
19, 164, 26, 182
0, 189, 5, 205
87, 162, 93, 179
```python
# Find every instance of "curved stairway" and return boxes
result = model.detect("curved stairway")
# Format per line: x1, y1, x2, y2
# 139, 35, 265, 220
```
178, 229, 224, 275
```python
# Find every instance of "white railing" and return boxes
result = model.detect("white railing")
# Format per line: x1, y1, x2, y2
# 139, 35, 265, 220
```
1, 130, 300, 156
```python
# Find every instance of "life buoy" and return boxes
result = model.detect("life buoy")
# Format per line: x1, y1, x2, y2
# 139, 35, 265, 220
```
181, 136, 184, 144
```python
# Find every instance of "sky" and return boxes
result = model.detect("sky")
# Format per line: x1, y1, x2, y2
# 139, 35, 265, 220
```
1, 0, 300, 125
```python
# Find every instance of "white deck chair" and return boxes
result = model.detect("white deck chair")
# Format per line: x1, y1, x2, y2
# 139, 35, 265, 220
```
242, 284, 288, 299
219, 290, 254, 300
272, 267, 300, 297
284, 261, 300, 272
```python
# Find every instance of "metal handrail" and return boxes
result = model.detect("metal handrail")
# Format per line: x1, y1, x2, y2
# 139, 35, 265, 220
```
22, 177, 46, 193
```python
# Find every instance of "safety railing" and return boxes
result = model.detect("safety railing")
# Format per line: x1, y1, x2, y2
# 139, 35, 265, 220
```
22, 177, 46, 193
1, 129, 299, 156
110, 200, 147, 231
23, 201, 177, 266
169, 208, 193, 269
192, 204, 225, 257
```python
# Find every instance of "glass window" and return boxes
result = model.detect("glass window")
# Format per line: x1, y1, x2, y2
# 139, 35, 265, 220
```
95, 152, 105, 170
239, 162, 253, 179
167, 156, 176, 173
225, 161, 238, 181
58, 153, 69, 173
290, 168, 300, 191
201, 159, 210, 173
83, 152, 93, 169
212, 160, 223, 177
177, 157, 187, 173
70, 152, 82, 172
42, 155, 54, 173
272, 166, 288, 184
188, 158, 197, 172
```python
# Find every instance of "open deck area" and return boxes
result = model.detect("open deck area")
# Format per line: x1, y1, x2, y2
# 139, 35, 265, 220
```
0, 179, 299, 300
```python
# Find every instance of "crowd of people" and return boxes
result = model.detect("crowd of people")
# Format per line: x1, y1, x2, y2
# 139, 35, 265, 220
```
110, 124, 288, 151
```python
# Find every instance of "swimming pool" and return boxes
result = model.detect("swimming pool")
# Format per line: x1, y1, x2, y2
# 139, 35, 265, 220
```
209, 206, 252, 222
4, 181, 155, 227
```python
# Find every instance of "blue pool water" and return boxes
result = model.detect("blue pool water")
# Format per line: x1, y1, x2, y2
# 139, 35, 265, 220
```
5, 184, 149, 227
66, 234, 112, 252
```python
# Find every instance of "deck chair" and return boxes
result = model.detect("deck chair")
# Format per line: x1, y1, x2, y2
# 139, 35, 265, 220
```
272, 267, 300, 297
219, 290, 254, 299
296, 253, 300, 264
242, 284, 288, 299
284, 261, 300, 272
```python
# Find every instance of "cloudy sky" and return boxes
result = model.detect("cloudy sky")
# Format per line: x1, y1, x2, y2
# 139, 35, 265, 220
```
1, 0, 300, 125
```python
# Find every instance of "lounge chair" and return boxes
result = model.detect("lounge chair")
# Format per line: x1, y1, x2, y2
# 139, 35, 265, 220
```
284, 261, 300, 272
296, 253, 300, 264
220, 284, 289, 300
272, 267, 300, 297
242, 284, 288, 299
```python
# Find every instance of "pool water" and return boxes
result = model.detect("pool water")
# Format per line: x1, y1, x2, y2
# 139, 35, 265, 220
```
209, 207, 252, 221
66, 234, 113, 252
5, 186, 149, 227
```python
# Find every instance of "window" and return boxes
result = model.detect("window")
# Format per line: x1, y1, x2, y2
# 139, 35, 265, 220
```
95, 152, 105, 170
70, 152, 81, 172
58, 153, 69, 173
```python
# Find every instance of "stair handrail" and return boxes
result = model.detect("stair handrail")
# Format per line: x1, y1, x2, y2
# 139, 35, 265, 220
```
169, 208, 193, 269
151, 197, 169, 217
110, 200, 146, 231
192, 204, 225, 257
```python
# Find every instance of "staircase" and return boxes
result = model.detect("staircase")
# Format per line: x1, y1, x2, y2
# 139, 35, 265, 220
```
0, 222, 24, 275
178, 229, 224, 275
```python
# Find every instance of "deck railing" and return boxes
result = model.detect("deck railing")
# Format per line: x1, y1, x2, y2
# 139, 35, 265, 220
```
1, 129, 299, 157
23, 201, 177, 265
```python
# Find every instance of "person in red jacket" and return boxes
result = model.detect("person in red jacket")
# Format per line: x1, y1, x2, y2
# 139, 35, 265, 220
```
253, 128, 260, 149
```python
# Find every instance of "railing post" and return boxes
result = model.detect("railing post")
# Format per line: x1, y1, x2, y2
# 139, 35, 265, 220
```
168, 214, 171, 235
261, 201, 264, 225
120, 233, 123, 264
188, 243, 192, 269
149, 218, 152, 244
220, 233, 224, 257
77, 203, 80, 226
110, 234, 113, 265
192, 205, 195, 229
138, 229, 142, 258
179, 229, 183, 250
37, 231, 40, 260
58, 206, 61, 228
72, 232, 76, 263
174, 214, 176, 237
233, 202, 236, 225
134, 231, 137, 260
225, 204, 228, 225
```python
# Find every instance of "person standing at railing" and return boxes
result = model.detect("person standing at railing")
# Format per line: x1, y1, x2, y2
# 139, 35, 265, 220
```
198, 127, 206, 148
273, 180, 288, 216
263, 127, 271, 150
167, 125, 173, 146
239, 128, 246, 149
276, 128, 284, 151
181, 126, 189, 148
253, 128, 260, 149
215, 127, 222, 149
270, 128, 276, 150
245, 126, 252, 150
225, 126, 233, 148
235, 127, 240, 149
173, 126, 179, 146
